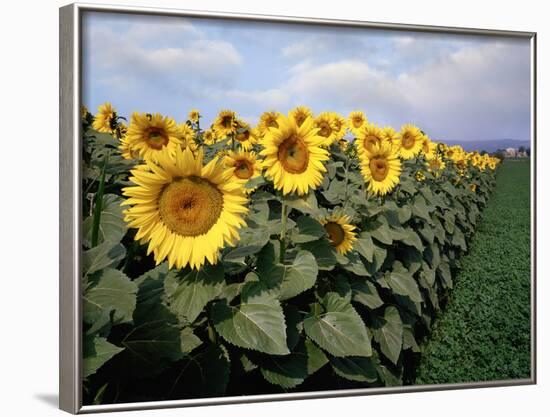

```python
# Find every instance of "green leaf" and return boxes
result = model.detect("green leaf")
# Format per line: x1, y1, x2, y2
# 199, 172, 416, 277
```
286, 192, 320, 216
303, 293, 372, 357
438, 261, 453, 289
341, 251, 370, 276
329, 356, 378, 382
211, 295, 289, 355
83, 335, 124, 378
290, 216, 326, 243
412, 194, 431, 221
350, 279, 384, 309
299, 239, 337, 270
83, 194, 127, 247
373, 306, 403, 364
370, 219, 393, 245
354, 232, 375, 262
365, 245, 387, 275
180, 327, 202, 354
305, 338, 328, 374
260, 343, 309, 388
83, 268, 137, 326
386, 271, 422, 303
280, 251, 319, 300
402, 325, 420, 352
83, 241, 126, 275
165, 263, 225, 324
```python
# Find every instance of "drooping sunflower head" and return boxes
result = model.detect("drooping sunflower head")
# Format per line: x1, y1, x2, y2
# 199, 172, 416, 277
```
260, 114, 329, 196
126, 112, 181, 162
319, 214, 357, 255
213, 110, 237, 139
257, 111, 282, 138
92, 102, 116, 133
314, 112, 338, 147
234, 119, 258, 151
421, 135, 437, 159
289, 106, 313, 127
188, 109, 200, 123
425, 156, 446, 176
224, 150, 262, 192
202, 129, 216, 145
396, 124, 423, 159
122, 147, 249, 270
360, 141, 402, 196
348, 111, 367, 135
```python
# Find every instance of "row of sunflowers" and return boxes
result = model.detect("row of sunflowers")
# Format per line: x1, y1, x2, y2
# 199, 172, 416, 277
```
81, 102, 499, 404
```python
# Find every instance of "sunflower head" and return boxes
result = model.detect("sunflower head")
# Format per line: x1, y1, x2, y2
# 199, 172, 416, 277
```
360, 141, 402, 196
213, 110, 237, 139
331, 113, 347, 141
234, 119, 258, 151
415, 170, 426, 182
225, 150, 262, 192
319, 214, 357, 255
188, 109, 200, 123
396, 124, 423, 159
257, 111, 282, 138
122, 147, 249, 270
426, 156, 446, 176
314, 112, 338, 147
92, 102, 116, 133
126, 112, 181, 162
348, 111, 367, 135
356, 123, 386, 160
202, 129, 216, 145
290, 106, 313, 127
421, 135, 437, 159
260, 114, 329, 196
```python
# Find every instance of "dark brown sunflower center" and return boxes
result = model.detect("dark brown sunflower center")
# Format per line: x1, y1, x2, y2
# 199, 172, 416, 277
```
159, 177, 223, 236
401, 133, 415, 149
146, 127, 169, 150
352, 117, 363, 128
369, 157, 389, 181
363, 135, 380, 154
324, 222, 345, 246
235, 130, 250, 142
234, 159, 254, 179
267, 118, 279, 129
429, 159, 441, 170
221, 115, 233, 128
318, 122, 332, 138
278, 135, 309, 174
295, 114, 306, 126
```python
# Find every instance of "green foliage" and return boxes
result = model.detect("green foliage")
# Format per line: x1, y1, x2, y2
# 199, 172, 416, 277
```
80, 122, 506, 405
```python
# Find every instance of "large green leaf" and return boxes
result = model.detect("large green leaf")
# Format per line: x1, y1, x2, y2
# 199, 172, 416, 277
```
370, 218, 393, 245
83, 241, 126, 275
386, 271, 423, 303
299, 239, 337, 270
164, 263, 225, 324
303, 293, 372, 357
211, 292, 289, 355
290, 216, 326, 243
83, 335, 124, 378
279, 251, 319, 300
350, 279, 384, 309
354, 232, 375, 262
373, 306, 403, 365
285, 192, 320, 216
83, 194, 127, 247
83, 268, 137, 326
329, 355, 378, 382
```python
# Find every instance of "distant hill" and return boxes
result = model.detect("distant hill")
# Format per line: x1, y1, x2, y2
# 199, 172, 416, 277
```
445, 139, 530, 153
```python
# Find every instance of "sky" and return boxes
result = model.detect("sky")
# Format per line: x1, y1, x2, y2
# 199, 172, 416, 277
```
82, 12, 532, 143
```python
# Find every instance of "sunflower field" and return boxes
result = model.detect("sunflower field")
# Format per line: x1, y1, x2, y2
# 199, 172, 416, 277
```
81, 103, 499, 404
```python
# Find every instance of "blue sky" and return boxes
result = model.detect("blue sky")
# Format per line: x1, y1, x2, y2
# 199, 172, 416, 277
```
82, 12, 531, 142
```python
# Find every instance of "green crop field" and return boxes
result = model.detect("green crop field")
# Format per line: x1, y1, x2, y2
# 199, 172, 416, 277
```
415, 159, 531, 384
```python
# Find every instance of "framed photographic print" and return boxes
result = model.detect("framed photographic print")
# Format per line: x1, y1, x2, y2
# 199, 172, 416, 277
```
59, 2, 536, 414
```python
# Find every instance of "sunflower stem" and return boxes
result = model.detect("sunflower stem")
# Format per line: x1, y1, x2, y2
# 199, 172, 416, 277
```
279, 197, 287, 263
343, 154, 350, 209
91, 151, 110, 247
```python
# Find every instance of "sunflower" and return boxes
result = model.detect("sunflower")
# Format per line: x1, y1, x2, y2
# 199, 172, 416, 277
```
415, 170, 426, 182
425, 156, 446, 176
119, 135, 139, 160
188, 109, 200, 123
289, 106, 313, 127
126, 112, 181, 162
331, 113, 347, 141
257, 111, 282, 138
394, 124, 423, 160
213, 110, 237, 139
314, 112, 338, 147
360, 141, 402, 196
82, 105, 89, 119
355, 123, 386, 160
260, 114, 329, 196
470, 183, 478, 192
122, 147, 249, 270
234, 119, 258, 151
421, 135, 437, 159
178, 124, 198, 152
202, 129, 216, 145
92, 102, 116, 133
348, 111, 367, 136
319, 214, 357, 255
224, 150, 262, 192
